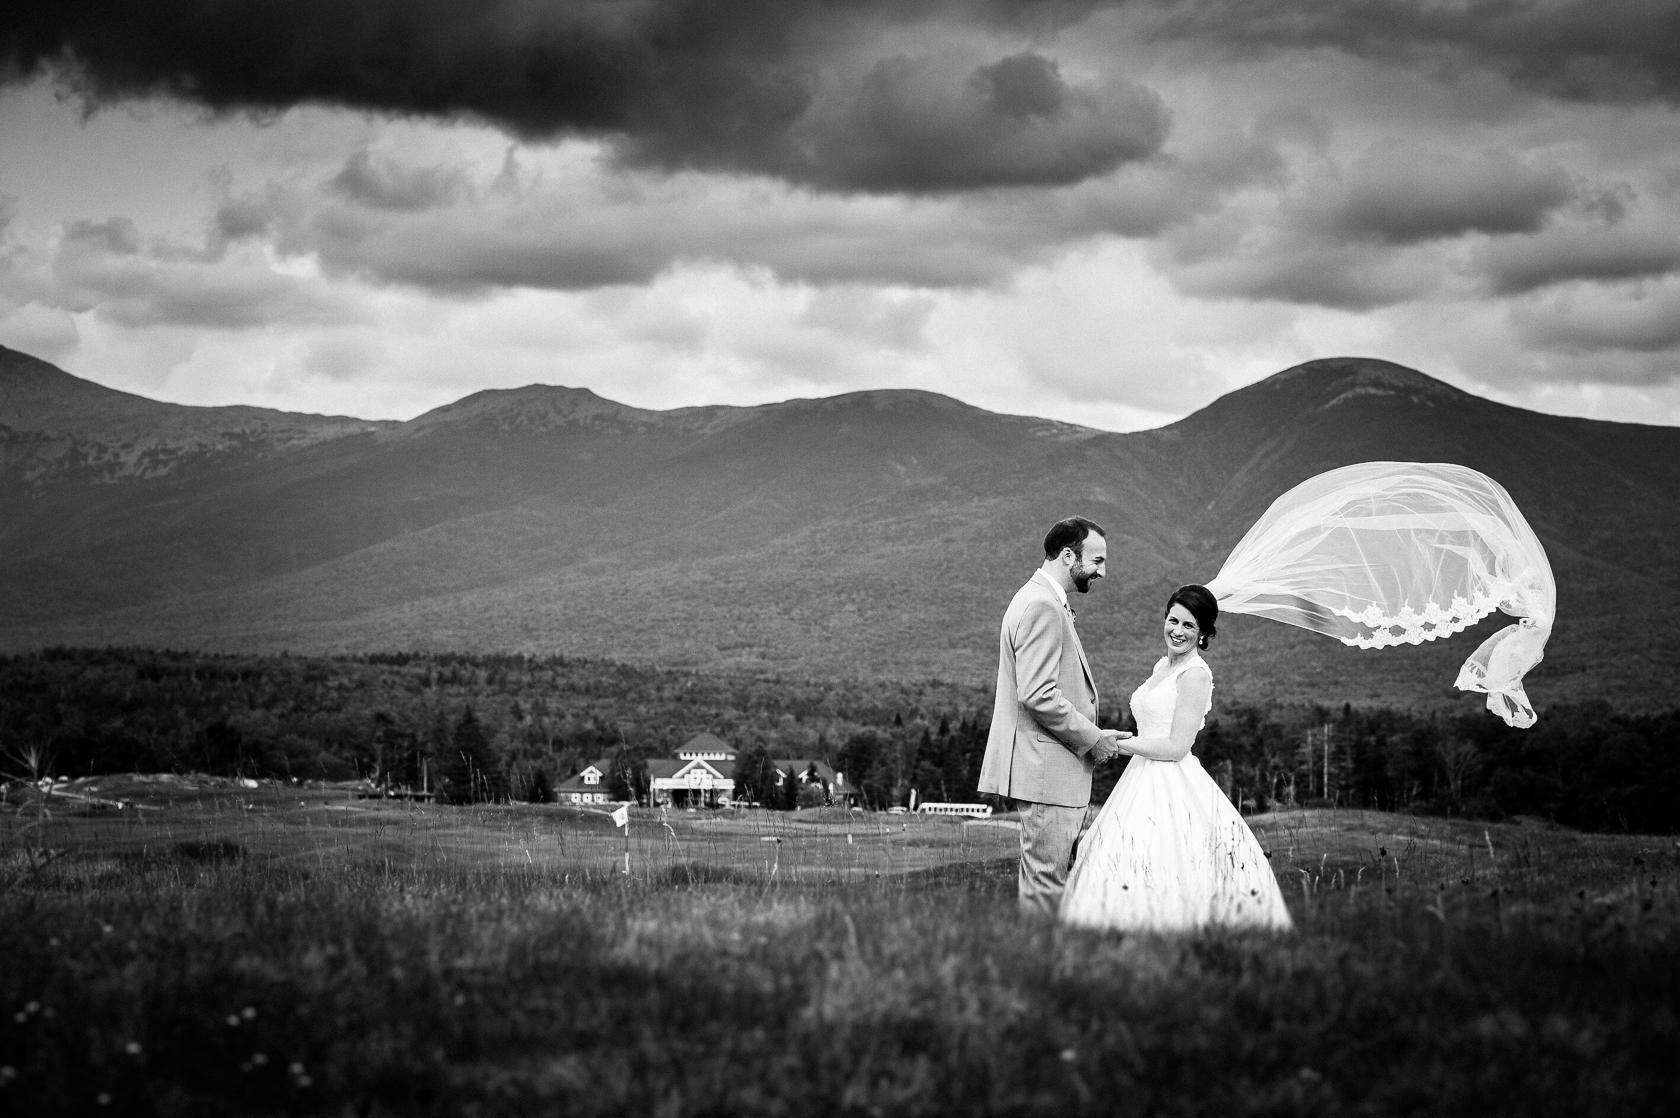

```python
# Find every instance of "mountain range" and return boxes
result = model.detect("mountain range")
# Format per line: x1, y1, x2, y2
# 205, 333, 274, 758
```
3, 344, 1677, 713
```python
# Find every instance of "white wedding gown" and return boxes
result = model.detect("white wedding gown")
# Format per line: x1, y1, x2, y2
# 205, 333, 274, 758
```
1060, 653, 1293, 932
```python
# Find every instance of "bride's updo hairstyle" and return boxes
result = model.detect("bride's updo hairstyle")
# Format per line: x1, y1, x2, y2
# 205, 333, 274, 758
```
1166, 584, 1219, 650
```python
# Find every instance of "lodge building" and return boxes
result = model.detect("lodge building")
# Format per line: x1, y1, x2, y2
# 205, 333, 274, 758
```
554, 732, 859, 808
649, 732, 738, 809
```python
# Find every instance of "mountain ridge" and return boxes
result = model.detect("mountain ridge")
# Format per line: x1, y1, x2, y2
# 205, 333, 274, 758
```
2, 346, 1676, 712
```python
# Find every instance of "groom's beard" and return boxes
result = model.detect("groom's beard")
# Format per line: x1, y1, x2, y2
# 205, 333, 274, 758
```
1071, 563, 1099, 593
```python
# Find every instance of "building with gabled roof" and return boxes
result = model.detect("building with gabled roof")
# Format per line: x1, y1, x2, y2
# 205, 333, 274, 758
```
554, 758, 614, 805
675, 732, 734, 761
773, 759, 862, 807
556, 733, 860, 810
651, 733, 738, 808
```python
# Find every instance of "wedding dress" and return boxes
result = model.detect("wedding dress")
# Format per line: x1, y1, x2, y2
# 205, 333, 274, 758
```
1059, 653, 1292, 932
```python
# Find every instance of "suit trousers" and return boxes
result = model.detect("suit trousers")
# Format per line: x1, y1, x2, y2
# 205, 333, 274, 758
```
1017, 800, 1088, 915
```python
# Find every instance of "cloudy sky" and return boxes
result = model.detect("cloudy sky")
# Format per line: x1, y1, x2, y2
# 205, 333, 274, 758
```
2, 0, 1678, 430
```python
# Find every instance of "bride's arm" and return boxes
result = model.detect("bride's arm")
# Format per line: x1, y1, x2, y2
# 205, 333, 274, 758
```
1117, 670, 1210, 762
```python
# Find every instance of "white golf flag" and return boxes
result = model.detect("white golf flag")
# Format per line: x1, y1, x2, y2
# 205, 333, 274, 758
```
611, 804, 629, 828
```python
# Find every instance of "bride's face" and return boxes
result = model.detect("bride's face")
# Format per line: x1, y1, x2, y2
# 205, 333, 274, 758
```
1162, 603, 1201, 655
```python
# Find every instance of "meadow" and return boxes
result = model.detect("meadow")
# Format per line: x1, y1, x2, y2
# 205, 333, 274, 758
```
3, 779, 1678, 1117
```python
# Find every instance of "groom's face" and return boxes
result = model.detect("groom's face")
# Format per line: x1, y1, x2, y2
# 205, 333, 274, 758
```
1069, 533, 1108, 593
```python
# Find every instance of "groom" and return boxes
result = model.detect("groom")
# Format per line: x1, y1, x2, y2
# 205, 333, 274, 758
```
979, 516, 1127, 915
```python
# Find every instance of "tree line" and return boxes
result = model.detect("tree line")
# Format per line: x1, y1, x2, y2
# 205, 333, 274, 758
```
0, 648, 1674, 831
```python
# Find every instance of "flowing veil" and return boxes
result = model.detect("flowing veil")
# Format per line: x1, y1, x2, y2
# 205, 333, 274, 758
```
1203, 462, 1555, 728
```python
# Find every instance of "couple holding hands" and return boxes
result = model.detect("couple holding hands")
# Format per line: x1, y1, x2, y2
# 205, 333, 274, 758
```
978, 466, 1555, 932
979, 515, 1291, 932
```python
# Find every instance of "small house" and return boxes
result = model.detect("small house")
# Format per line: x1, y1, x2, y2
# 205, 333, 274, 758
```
555, 759, 614, 805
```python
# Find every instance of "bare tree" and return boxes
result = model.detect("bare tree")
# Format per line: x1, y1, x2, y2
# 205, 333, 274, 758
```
1434, 736, 1481, 805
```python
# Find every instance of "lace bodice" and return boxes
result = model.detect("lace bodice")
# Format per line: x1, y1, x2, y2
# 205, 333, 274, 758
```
1129, 654, 1213, 741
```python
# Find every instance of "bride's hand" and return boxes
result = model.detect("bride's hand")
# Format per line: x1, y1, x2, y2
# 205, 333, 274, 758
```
1097, 729, 1131, 761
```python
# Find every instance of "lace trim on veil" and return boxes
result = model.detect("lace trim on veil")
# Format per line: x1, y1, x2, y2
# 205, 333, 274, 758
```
1333, 589, 1503, 649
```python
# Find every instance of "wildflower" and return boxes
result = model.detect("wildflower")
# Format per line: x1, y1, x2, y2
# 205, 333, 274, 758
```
124, 1042, 142, 1056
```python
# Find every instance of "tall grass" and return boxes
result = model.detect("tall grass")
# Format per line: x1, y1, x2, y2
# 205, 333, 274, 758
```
3, 800, 1677, 1116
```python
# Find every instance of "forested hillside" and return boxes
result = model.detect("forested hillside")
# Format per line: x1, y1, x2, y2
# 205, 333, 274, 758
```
3, 649, 1675, 833
6, 349, 1679, 713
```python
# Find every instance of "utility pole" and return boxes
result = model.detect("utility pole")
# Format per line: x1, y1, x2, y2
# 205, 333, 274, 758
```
1322, 723, 1334, 803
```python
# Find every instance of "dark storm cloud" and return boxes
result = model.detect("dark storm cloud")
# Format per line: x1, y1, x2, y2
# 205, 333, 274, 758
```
0, 0, 1164, 193
1514, 286, 1680, 357
1164, 238, 1437, 310
1323, 146, 1575, 245
208, 134, 1273, 295
1147, 0, 1680, 103
802, 51, 1168, 192
1476, 225, 1680, 294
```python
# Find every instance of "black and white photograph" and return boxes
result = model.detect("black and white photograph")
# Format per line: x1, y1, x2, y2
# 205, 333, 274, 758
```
2, 2, 1678, 1114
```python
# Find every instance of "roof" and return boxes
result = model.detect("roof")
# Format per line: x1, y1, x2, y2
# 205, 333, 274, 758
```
649, 757, 736, 780
677, 732, 736, 757
774, 759, 836, 782
554, 759, 613, 792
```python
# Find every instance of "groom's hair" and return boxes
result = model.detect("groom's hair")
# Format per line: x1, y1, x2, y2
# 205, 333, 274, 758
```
1043, 516, 1106, 560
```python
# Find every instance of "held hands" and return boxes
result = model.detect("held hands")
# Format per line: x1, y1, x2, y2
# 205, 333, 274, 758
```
1092, 728, 1134, 763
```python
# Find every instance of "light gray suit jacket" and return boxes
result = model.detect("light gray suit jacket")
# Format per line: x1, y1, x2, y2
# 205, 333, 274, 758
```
977, 570, 1104, 809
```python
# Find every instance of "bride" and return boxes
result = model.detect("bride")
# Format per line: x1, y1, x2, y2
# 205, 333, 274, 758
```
1060, 585, 1292, 932
1058, 461, 1556, 933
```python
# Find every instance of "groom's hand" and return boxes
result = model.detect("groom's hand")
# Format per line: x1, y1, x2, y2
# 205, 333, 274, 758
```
1093, 729, 1129, 762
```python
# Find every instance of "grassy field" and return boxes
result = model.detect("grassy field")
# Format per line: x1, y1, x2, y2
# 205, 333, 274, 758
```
3, 780, 1678, 1117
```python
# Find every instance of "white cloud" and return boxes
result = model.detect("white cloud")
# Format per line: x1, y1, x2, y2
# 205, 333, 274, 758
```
3, 9, 1680, 434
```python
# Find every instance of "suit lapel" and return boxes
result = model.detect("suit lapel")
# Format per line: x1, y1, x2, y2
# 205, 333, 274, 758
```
1069, 612, 1096, 697
1031, 570, 1097, 699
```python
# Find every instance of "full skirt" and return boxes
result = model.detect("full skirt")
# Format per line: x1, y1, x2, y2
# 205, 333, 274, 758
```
1060, 755, 1292, 932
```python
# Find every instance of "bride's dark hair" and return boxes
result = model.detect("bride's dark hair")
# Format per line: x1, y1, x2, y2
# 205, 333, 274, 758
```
1165, 584, 1219, 649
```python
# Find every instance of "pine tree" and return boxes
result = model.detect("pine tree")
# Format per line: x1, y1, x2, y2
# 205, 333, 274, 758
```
734, 740, 777, 805
526, 767, 555, 803
608, 746, 647, 804
437, 706, 505, 804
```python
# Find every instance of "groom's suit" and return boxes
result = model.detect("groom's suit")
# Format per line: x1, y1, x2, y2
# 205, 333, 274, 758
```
979, 569, 1105, 913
